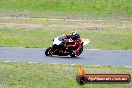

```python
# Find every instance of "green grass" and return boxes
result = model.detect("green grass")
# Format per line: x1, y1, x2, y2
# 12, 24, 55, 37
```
0, 62, 131, 88
0, 28, 132, 50
0, 17, 132, 50
0, 0, 132, 18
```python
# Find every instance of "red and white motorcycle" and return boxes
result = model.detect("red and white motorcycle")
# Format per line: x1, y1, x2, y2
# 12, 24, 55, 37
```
45, 34, 90, 57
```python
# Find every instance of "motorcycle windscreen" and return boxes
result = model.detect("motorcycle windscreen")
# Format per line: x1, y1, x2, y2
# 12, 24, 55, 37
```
53, 35, 66, 45
58, 35, 67, 41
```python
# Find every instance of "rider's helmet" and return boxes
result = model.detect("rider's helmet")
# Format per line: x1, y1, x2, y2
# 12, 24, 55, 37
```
70, 31, 80, 41
66, 33, 71, 39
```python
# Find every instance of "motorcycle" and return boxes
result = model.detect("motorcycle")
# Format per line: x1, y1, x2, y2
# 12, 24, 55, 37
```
45, 34, 90, 57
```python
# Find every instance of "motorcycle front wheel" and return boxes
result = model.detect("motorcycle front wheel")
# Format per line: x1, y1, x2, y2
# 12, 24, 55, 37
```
45, 47, 54, 56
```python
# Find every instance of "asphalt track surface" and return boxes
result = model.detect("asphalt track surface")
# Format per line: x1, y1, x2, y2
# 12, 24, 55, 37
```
0, 47, 132, 66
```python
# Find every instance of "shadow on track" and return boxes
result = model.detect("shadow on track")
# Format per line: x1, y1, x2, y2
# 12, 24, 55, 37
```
45, 55, 82, 59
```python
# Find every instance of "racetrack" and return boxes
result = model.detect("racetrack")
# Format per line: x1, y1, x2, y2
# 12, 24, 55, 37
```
0, 47, 132, 66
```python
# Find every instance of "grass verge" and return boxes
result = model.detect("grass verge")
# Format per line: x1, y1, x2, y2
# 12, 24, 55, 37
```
0, 62, 132, 88
0, 28, 132, 50
0, 0, 132, 19
0, 17, 132, 50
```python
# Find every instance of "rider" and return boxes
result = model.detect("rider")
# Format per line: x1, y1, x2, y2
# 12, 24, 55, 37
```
64, 31, 82, 55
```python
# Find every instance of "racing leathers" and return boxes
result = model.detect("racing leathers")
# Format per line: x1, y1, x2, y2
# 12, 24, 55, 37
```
64, 34, 82, 55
